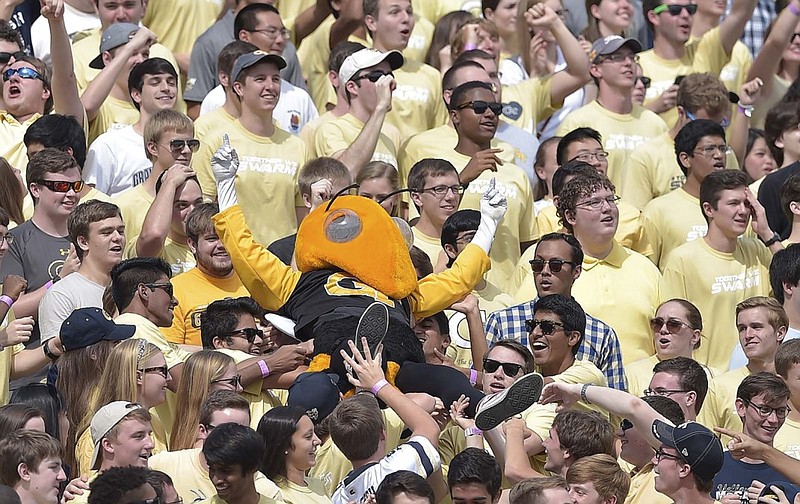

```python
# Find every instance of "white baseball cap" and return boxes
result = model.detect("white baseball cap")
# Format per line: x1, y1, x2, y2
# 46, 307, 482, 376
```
89, 401, 146, 470
338, 48, 404, 84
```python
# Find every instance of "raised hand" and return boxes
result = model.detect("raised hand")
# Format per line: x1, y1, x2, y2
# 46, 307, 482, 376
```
212, 133, 240, 210
480, 178, 508, 224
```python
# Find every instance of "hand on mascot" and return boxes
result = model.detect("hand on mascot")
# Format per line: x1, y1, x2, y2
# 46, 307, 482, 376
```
341, 338, 386, 391
471, 178, 508, 254
211, 133, 240, 211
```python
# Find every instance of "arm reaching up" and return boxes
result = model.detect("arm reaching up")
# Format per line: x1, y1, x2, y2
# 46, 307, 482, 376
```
211, 133, 240, 211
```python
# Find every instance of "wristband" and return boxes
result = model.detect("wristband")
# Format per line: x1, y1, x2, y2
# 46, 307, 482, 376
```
464, 426, 483, 437
789, 1, 800, 15
44, 280, 53, 290
42, 339, 59, 360
469, 369, 478, 386
257, 359, 270, 378
371, 378, 390, 396
738, 104, 754, 118
464, 43, 478, 51
580, 383, 592, 404
0, 295, 13, 308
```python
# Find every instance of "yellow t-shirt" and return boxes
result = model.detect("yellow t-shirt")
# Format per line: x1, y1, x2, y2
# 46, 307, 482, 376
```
773, 417, 800, 459
662, 238, 772, 370
625, 464, 673, 504
555, 101, 669, 191
625, 354, 661, 399
274, 0, 315, 35
0, 111, 41, 174
195, 106, 238, 148
315, 113, 402, 169
572, 241, 663, 364
752, 75, 790, 130
204, 495, 281, 504
112, 184, 155, 244
277, 477, 331, 504
217, 348, 287, 429
401, 15, 434, 64
88, 96, 139, 145
0, 339, 23, 406
411, 226, 447, 272
697, 366, 749, 438
623, 132, 684, 211
194, 120, 308, 247
502, 75, 557, 134
149, 447, 284, 502
549, 359, 610, 417
445, 280, 516, 368
639, 26, 729, 128
411, 0, 477, 24
718, 41, 752, 103
161, 267, 250, 346
125, 235, 196, 274
141, 0, 221, 56
642, 189, 707, 269
299, 111, 335, 160
384, 60, 448, 142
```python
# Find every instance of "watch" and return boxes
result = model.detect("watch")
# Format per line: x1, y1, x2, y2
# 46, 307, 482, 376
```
738, 104, 754, 118
762, 232, 781, 247
42, 339, 59, 360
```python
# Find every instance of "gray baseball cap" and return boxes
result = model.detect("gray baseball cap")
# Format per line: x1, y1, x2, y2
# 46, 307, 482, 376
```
90, 22, 141, 69
230, 51, 287, 83
589, 35, 642, 63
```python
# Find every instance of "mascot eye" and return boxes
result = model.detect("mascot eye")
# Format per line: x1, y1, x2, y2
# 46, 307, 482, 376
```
324, 209, 363, 243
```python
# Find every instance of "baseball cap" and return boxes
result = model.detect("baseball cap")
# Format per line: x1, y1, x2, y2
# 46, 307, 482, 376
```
287, 372, 340, 424
264, 313, 296, 338
589, 35, 643, 63
60, 307, 135, 352
338, 48, 404, 84
230, 50, 287, 83
90, 401, 146, 470
90, 23, 141, 69
652, 420, 724, 480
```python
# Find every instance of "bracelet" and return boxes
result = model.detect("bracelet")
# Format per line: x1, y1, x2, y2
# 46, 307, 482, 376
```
0, 295, 13, 308
44, 280, 53, 290
42, 339, 59, 360
464, 426, 483, 437
464, 43, 478, 51
580, 383, 592, 404
371, 378, 390, 396
738, 104, 754, 118
469, 369, 478, 386
789, 1, 800, 15
257, 359, 270, 378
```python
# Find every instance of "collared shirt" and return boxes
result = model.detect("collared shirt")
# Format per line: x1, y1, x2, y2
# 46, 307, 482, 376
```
485, 298, 627, 390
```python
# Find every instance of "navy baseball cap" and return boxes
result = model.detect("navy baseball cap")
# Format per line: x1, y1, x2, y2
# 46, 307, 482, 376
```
652, 420, 724, 480
287, 372, 340, 424
60, 308, 135, 352
230, 50, 286, 83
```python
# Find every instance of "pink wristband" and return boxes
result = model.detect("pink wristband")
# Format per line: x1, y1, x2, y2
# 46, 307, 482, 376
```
0, 295, 13, 308
789, 2, 800, 15
469, 369, 478, 386
44, 280, 53, 290
464, 43, 478, 51
371, 379, 390, 396
257, 360, 270, 378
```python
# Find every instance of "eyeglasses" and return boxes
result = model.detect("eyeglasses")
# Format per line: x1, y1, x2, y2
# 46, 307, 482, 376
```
482, 358, 524, 377
620, 419, 634, 431
227, 327, 264, 343
352, 69, 393, 83
36, 179, 85, 193
529, 258, 577, 273
575, 195, 621, 210
165, 139, 200, 153
644, 387, 689, 397
0, 51, 27, 65
652, 3, 697, 15
248, 26, 291, 39
685, 110, 730, 128
2, 66, 44, 82
569, 151, 609, 163
654, 448, 684, 463
0, 233, 14, 245
693, 144, 732, 157
144, 282, 174, 297
139, 365, 169, 379
212, 374, 242, 389
741, 398, 791, 419
601, 52, 640, 64
649, 317, 693, 333
524, 319, 565, 335
418, 184, 465, 198
636, 76, 651, 88
455, 100, 504, 115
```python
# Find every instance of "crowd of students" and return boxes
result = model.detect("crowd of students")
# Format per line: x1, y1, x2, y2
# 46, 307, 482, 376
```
2, 0, 800, 502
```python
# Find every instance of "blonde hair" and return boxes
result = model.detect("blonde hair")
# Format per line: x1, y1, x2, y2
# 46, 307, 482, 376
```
735, 296, 789, 332
566, 454, 630, 504
357, 161, 400, 216
169, 350, 234, 450
143, 109, 194, 162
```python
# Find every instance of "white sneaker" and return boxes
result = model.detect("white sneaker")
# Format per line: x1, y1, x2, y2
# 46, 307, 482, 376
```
474, 373, 544, 431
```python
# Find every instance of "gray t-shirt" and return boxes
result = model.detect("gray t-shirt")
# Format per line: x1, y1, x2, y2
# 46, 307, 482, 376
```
38, 272, 106, 343
185, 10, 307, 103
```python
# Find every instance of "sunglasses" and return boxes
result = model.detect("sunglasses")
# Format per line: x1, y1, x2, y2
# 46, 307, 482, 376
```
139, 365, 169, 379
228, 327, 264, 343
353, 69, 393, 83
636, 76, 651, 88
649, 316, 692, 333
212, 374, 242, 389
2, 66, 44, 82
529, 258, 576, 273
456, 100, 503, 115
620, 419, 634, 431
483, 358, 524, 377
36, 179, 84, 193
167, 138, 200, 153
0, 51, 27, 65
524, 319, 565, 335
144, 282, 174, 297
652, 3, 697, 15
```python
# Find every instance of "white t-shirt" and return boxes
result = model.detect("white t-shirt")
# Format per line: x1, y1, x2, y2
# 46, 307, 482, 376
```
37, 272, 106, 342
331, 436, 440, 504
729, 326, 800, 371
84, 124, 151, 196
31, 3, 101, 65
199, 80, 319, 135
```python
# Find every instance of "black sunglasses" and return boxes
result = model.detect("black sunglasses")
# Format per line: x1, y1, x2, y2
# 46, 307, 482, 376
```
168, 139, 200, 153
636, 76, 651, 88
524, 319, 565, 335
483, 358, 524, 377
456, 100, 503, 115
529, 258, 576, 273
0, 51, 27, 65
620, 419, 634, 431
144, 282, 174, 297
353, 69, 393, 83
227, 327, 264, 343
37, 179, 84, 193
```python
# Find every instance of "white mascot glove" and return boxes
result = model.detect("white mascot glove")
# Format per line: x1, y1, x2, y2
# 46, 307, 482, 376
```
211, 133, 240, 211
472, 178, 507, 254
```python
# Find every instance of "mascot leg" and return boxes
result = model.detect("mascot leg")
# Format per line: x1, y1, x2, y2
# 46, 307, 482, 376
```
394, 362, 484, 417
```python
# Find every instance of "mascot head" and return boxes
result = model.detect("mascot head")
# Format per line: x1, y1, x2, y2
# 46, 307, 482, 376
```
295, 195, 417, 300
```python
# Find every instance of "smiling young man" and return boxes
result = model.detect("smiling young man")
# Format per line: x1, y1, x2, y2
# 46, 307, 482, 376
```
662, 170, 779, 371
0, 430, 66, 504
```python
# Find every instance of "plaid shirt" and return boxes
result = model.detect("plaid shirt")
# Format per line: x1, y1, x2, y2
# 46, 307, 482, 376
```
485, 299, 628, 390
726, 0, 777, 57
